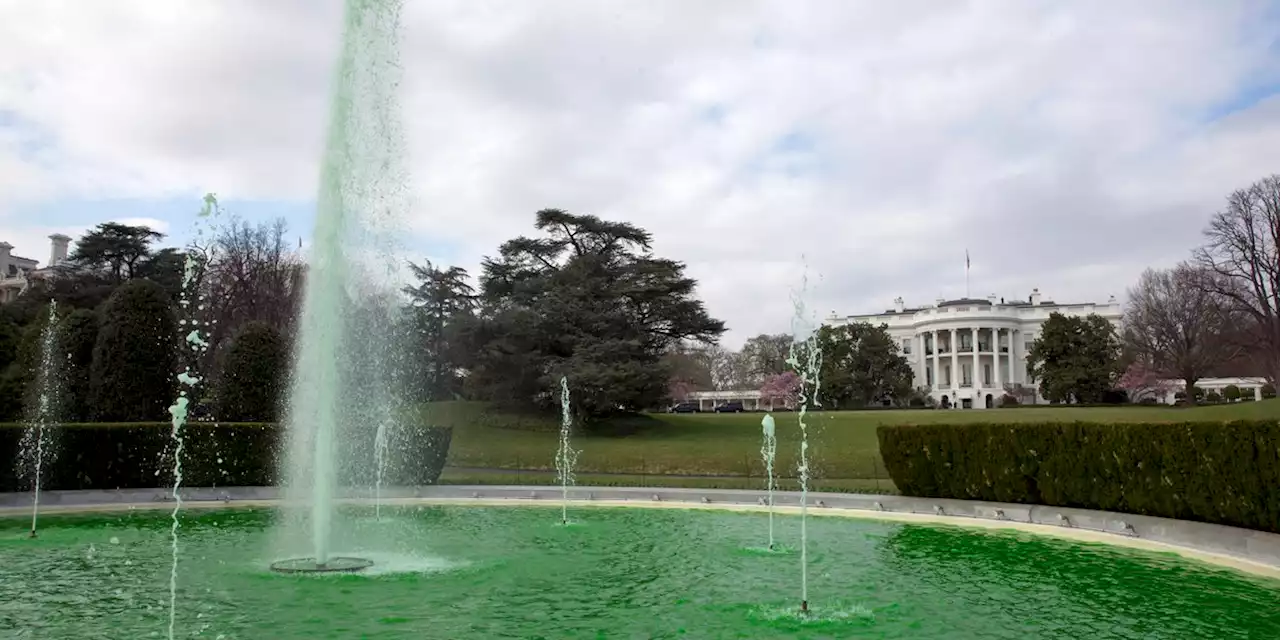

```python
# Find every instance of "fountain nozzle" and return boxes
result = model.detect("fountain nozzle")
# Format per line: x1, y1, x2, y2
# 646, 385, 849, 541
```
27, 529, 36, 539
800, 600, 809, 614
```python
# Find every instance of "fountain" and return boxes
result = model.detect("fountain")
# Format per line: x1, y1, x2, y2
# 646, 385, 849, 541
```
785, 278, 823, 615
271, 0, 408, 573
18, 300, 61, 539
555, 376, 579, 525
760, 414, 777, 549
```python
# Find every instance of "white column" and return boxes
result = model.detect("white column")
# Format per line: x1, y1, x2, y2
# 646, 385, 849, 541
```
931, 330, 940, 391
950, 328, 958, 391
993, 327, 1002, 392
916, 333, 925, 387
1009, 329, 1019, 384
971, 327, 979, 388
1256, 386, 1263, 402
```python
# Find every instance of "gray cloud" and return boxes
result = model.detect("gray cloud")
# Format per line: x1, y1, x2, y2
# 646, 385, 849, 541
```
2, 0, 1279, 345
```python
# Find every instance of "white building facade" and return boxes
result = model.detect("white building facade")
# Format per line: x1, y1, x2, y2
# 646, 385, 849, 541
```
825, 289, 1123, 409
0, 235, 72, 303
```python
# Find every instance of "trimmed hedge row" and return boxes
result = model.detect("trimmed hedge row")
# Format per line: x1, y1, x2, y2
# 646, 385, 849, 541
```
877, 420, 1280, 534
0, 422, 452, 493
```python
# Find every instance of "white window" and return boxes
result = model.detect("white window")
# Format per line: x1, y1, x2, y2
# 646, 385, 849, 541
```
983, 364, 992, 385
902, 338, 912, 354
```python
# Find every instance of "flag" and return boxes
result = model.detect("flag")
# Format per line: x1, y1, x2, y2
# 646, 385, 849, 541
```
965, 249, 970, 270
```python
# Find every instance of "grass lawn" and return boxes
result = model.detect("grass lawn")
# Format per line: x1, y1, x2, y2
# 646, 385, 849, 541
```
425, 399, 1279, 491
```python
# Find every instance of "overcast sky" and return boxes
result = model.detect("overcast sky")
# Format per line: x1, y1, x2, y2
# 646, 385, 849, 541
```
2, 1, 1279, 346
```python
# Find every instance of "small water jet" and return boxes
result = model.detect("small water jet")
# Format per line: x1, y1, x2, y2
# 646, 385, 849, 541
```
760, 413, 778, 550
555, 376, 579, 525
19, 300, 62, 539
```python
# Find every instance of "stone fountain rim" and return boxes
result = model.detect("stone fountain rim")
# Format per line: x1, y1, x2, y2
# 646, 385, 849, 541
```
3, 485, 1279, 580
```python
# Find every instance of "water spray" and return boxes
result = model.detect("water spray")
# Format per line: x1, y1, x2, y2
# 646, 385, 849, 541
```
760, 414, 777, 550
555, 376, 579, 525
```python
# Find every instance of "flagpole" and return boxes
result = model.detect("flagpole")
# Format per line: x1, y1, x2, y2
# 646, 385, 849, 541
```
965, 250, 970, 299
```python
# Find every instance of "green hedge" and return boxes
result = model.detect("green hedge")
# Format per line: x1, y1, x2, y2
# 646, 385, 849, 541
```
0, 422, 452, 493
877, 420, 1280, 534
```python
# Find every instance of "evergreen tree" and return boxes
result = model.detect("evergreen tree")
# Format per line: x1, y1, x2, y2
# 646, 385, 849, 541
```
59, 309, 99, 422
473, 209, 724, 420
90, 279, 178, 421
811, 322, 914, 408
216, 321, 287, 422
1027, 312, 1123, 403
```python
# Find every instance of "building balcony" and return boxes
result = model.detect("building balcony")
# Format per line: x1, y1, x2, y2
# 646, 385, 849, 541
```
960, 382, 973, 388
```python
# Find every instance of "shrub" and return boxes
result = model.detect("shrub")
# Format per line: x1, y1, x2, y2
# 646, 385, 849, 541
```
877, 420, 1280, 534
90, 280, 178, 421
1223, 384, 1241, 402
1174, 391, 1186, 400
1100, 388, 1128, 404
0, 422, 451, 492
1264, 384, 1276, 399
59, 309, 100, 422
999, 394, 1019, 407
1191, 386, 1205, 401
1205, 390, 1222, 403
217, 322, 287, 422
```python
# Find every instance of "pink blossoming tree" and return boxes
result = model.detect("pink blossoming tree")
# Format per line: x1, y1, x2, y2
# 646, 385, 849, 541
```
758, 371, 801, 409
1117, 361, 1174, 403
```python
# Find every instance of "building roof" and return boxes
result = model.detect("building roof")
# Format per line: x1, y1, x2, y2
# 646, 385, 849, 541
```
937, 298, 991, 308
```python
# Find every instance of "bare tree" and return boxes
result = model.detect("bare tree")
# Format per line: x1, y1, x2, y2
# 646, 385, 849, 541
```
1123, 265, 1239, 403
1193, 174, 1280, 385
691, 345, 751, 391
199, 217, 305, 376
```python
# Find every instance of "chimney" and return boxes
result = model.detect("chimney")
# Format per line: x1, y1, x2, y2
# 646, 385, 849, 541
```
1030, 288, 1042, 306
48, 234, 71, 266
893, 296, 905, 313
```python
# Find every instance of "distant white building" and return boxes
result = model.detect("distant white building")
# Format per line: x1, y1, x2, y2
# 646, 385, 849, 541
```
825, 289, 1123, 409
0, 235, 73, 303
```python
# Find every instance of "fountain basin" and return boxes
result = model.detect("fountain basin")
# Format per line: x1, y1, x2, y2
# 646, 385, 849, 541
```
3, 490, 1280, 638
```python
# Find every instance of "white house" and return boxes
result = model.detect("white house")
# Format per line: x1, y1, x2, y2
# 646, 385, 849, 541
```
825, 289, 1123, 409
0, 235, 73, 303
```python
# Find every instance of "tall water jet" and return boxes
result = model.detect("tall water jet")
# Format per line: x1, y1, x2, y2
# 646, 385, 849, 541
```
760, 414, 777, 550
166, 194, 218, 640
785, 278, 822, 615
272, 0, 408, 573
555, 376, 579, 525
19, 300, 62, 539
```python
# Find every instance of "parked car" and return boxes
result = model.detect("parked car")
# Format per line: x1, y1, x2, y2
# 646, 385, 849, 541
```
669, 402, 700, 413
714, 401, 745, 413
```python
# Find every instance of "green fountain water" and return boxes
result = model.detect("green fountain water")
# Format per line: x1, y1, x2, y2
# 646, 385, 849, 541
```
274, 0, 408, 570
